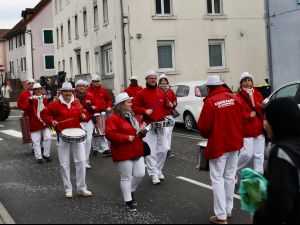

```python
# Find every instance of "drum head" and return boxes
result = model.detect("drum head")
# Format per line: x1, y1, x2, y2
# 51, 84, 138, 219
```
62, 128, 86, 137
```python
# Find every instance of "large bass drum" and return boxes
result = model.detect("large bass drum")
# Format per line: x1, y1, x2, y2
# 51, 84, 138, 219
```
60, 128, 87, 143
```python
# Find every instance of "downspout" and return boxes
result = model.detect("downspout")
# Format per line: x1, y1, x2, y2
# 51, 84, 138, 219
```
265, 0, 273, 88
120, 0, 128, 88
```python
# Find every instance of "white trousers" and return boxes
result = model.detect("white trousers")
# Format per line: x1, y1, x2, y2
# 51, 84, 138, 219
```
81, 120, 94, 162
144, 128, 168, 177
31, 128, 51, 160
237, 135, 265, 174
116, 158, 145, 202
91, 136, 109, 151
57, 140, 87, 192
209, 151, 239, 220
165, 115, 175, 151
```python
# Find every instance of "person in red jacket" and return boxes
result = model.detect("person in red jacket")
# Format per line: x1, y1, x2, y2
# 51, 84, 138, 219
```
75, 80, 97, 169
158, 74, 177, 158
198, 75, 243, 224
23, 83, 52, 164
105, 92, 147, 212
41, 82, 92, 199
17, 79, 36, 116
87, 75, 111, 157
237, 72, 265, 174
133, 69, 173, 185
124, 76, 143, 98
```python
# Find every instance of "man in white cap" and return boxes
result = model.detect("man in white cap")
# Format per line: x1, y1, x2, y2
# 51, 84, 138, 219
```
87, 75, 112, 157
41, 82, 92, 198
198, 75, 243, 224
124, 76, 143, 98
17, 79, 36, 114
133, 69, 173, 185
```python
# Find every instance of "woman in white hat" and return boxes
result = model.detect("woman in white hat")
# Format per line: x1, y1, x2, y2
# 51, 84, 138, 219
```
41, 82, 92, 198
23, 83, 52, 164
237, 72, 265, 174
105, 93, 147, 212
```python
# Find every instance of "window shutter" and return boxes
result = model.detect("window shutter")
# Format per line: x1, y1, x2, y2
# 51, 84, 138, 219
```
45, 56, 54, 69
44, 30, 53, 44
158, 45, 173, 68
209, 45, 222, 67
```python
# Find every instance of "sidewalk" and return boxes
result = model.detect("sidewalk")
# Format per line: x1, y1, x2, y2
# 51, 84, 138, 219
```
0, 202, 15, 224
9, 102, 17, 109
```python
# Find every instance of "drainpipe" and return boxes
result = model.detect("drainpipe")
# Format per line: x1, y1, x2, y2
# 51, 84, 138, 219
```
120, 0, 127, 88
265, 0, 273, 88
26, 30, 35, 80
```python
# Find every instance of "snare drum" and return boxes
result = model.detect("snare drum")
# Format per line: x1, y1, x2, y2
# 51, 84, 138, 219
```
152, 119, 174, 129
60, 128, 87, 143
93, 112, 107, 137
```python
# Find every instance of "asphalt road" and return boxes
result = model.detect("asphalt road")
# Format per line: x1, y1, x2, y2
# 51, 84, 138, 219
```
0, 110, 249, 224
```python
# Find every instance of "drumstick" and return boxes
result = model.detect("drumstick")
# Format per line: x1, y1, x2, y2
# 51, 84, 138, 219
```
58, 118, 75, 124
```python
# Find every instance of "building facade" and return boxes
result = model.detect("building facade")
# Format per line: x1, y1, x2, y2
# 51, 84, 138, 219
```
4, 0, 55, 84
54, 0, 269, 93
267, 0, 300, 89
0, 30, 9, 79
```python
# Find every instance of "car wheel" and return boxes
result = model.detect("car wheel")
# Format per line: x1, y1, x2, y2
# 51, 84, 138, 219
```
184, 112, 196, 131
0, 96, 10, 121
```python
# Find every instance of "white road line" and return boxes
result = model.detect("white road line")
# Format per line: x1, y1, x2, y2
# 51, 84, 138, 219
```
0, 138, 3, 141
0, 130, 22, 139
173, 133, 203, 140
176, 176, 240, 200
0, 125, 4, 127
8, 116, 22, 118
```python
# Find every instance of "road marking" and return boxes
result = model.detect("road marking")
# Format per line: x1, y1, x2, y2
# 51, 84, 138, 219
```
173, 133, 203, 140
0, 125, 4, 127
176, 176, 240, 200
8, 116, 21, 118
0, 201, 16, 224
0, 130, 22, 139
0, 138, 3, 141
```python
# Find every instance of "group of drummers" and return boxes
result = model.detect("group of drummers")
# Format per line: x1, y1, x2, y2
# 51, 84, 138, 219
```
17, 70, 178, 211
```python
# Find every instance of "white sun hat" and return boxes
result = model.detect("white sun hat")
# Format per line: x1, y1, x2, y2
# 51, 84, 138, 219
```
61, 82, 75, 91
27, 79, 36, 84
158, 74, 168, 82
240, 72, 254, 82
129, 76, 139, 81
75, 79, 86, 87
114, 92, 133, 105
33, 83, 42, 89
145, 69, 158, 79
206, 75, 225, 86
91, 74, 101, 81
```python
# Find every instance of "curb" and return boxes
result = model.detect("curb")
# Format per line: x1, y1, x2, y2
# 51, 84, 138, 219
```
0, 202, 15, 224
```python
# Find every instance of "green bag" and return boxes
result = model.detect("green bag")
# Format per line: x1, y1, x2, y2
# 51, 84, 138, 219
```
238, 168, 268, 216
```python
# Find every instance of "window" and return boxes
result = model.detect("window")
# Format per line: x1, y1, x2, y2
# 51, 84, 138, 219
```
174, 85, 190, 98
208, 40, 225, 68
43, 30, 53, 44
68, 19, 71, 42
95, 52, 100, 75
22, 33, 25, 46
75, 15, 79, 39
62, 60, 65, 71
102, 44, 113, 75
60, 25, 64, 46
271, 84, 300, 101
21, 57, 27, 72
83, 8, 88, 34
156, 0, 172, 15
56, 28, 59, 48
76, 50, 82, 75
86, 52, 90, 73
157, 40, 175, 71
94, 3, 99, 28
195, 86, 208, 97
103, 0, 109, 24
70, 57, 73, 77
44, 55, 55, 70
207, 0, 222, 15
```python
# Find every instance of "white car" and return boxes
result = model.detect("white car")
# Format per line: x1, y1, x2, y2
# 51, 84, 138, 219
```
171, 81, 208, 131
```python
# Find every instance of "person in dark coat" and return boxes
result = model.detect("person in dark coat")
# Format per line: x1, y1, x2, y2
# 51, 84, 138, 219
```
254, 97, 300, 224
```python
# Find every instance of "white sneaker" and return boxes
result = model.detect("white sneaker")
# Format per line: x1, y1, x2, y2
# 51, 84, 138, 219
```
152, 176, 161, 185
158, 173, 165, 181
86, 161, 92, 169
65, 191, 73, 198
78, 189, 92, 197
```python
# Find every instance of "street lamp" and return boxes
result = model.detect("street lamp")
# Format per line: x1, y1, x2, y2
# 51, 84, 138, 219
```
25, 30, 35, 80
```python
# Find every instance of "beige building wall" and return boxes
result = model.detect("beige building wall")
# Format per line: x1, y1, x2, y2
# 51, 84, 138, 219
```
0, 40, 7, 73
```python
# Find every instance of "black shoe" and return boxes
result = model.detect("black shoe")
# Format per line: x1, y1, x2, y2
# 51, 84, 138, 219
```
44, 157, 53, 163
93, 150, 98, 156
167, 151, 175, 159
131, 192, 137, 207
126, 201, 137, 212
102, 150, 111, 158
36, 159, 44, 164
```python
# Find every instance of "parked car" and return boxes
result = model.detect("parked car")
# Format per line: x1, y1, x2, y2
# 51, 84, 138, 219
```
262, 81, 300, 108
171, 81, 208, 130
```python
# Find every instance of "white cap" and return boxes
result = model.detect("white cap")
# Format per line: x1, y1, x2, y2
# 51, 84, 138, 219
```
60, 82, 74, 91
145, 69, 158, 79
115, 92, 133, 105
33, 83, 42, 89
159, 74, 168, 82
27, 79, 36, 84
91, 74, 101, 81
240, 72, 254, 82
129, 76, 139, 81
75, 79, 86, 87
206, 75, 225, 86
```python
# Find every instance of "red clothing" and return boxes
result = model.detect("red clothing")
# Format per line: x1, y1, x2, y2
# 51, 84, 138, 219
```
198, 87, 244, 160
132, 86, 171, 123
164, 88, 177, 116
41, 99, 84, 133
124, 85, 143, 98
238, 89, 264, 138
23, 98, 49, 132
75, 91, 97, 122
17, 89, 32, 115
105, 114, 144, 162
86, 85, 112, 112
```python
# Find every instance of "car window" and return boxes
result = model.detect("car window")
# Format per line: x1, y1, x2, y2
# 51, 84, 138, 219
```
171, 85, 179, 94
176, 85, 190, 98
271, 84, 300, 101
195, 86, 208, 98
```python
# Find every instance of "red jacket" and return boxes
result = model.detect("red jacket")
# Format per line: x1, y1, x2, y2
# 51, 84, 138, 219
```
124, 85, 144, 98
41, 98, 84, 133
75, 91, 97, 122
17, 89, 32, 115
164, 88, 177, 116
105, 113, 144, 162
86, 85, 112, 112
198, 87, 244, 160
238, 89, 264, 138
132, 86, 171, 123
23, 98, 49, 132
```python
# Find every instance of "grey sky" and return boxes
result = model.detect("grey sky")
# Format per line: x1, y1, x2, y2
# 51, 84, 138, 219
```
0, 0, 41, 29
